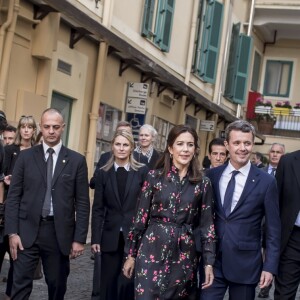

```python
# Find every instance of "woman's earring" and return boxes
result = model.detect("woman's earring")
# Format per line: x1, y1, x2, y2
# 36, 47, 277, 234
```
170, 154, 173, 159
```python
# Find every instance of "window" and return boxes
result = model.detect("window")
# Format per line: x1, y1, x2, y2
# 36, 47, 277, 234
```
51, 92, 73, 146
193, 0, 224, 83
141, 0, 175, 52
185, 115, 198, 130
263, 60, 293, 98
224, 23, 253, 104
95, 103, 122, 167
153, 116, 174, 152
251, 51, 262, 92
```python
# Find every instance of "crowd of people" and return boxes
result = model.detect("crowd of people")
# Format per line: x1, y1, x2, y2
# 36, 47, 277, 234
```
0, 110, 298, 300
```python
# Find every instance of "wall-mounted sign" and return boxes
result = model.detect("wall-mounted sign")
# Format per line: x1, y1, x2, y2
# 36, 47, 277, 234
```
126, 98, 147, 114
200, 120, 215, 132
125, 82, 148, 115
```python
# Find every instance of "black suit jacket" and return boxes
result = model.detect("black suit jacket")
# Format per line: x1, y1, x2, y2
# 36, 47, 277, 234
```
91, 165, 148, 252
5, 144, 90, 256
3, 144, 21, 176
276, 150, 300, 253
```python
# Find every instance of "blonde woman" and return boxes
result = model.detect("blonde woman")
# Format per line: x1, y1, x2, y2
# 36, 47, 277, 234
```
2, 115, 37, 299
91, 130, 148, 300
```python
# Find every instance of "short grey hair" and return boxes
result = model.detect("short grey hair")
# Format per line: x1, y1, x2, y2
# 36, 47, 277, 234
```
139, 124, 158, 141
225, 120, 256, 142
270, 142, 285, 153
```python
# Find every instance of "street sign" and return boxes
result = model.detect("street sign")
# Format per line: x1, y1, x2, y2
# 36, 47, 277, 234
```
125, 82, 149, 115
200, 120, 215, 131
127, 82, 149, 98
126, 98, 147, 114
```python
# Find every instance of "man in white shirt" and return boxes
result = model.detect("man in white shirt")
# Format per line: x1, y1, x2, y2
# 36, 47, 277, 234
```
202, 120, 281, 300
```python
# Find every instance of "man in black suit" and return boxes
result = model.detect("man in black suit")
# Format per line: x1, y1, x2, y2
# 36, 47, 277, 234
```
5, 108, 90, 299
252, 152, 265, 168
274, 150, 300, 299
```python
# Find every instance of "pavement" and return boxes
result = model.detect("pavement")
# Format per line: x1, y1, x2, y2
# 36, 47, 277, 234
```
0, 246, 299, 300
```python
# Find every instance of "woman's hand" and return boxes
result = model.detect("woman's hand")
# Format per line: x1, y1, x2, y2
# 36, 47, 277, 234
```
91, 244, 101, 254
202, 265, 214, 289
123, 256, 135, 279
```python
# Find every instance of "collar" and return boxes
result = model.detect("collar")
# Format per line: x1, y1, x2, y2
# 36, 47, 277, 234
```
114, 162, 130, 171
43, 140, 62, 156
226, 160, 251, 176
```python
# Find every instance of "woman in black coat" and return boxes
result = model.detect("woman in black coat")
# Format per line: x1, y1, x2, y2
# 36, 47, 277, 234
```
91, 129, 148, 300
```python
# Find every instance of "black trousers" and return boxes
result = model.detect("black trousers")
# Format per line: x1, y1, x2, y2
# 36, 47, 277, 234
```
11, 219, 70, 300
100, 232, 134, 300
274, 226, 300, 300
0, 235, 13, 296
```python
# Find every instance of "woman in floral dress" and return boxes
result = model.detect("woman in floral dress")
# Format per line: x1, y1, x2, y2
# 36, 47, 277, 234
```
123, 125, 216, 299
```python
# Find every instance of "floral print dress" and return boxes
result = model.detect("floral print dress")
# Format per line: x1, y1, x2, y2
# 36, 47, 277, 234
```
127, 166, 216, 299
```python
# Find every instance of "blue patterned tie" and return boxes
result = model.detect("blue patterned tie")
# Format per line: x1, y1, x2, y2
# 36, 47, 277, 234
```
223, 170, 240, 217
270, 167, 276, 176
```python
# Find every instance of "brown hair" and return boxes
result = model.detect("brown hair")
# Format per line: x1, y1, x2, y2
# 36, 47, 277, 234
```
155, 124, 202, 183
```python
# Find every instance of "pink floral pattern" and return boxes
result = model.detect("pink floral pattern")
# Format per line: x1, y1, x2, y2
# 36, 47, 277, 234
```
126, 167, 216, 299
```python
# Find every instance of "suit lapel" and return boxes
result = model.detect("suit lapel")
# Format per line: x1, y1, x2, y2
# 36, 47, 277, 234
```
33, 145, 47, 183
213, 165, 227, 211
292, 152, 300, 188
230, 164, 260, 215
52, 146, 69, 186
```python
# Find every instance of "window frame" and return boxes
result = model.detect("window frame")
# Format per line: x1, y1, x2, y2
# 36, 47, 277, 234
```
141, 0, 175, 52
263, 60, 293, 98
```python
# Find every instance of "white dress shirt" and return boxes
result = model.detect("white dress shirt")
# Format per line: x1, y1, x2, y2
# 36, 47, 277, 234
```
219, 160, 251, 213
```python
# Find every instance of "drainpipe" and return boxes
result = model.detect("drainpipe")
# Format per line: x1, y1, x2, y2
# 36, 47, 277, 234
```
85, 0, 114, 185
0, 0, 13, 66
0, 0, 19, 110
86, 42, 109, 185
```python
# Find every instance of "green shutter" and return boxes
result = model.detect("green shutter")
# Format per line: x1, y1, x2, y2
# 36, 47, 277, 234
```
192, 1, 204, 72
199, 0, 223, 83
224, 23, 240, 99
141, 0, 155, 37
251, 51, 261, 91
232, 34, 253, 104
154, 0, 175, 52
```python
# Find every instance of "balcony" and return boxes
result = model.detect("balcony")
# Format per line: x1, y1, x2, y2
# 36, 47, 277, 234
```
254, 108, 300, 137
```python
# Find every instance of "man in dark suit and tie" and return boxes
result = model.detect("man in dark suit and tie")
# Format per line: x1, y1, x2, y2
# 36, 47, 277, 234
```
262, 143, 285, 176
274, 150, 300, 299
258, 142, 285, 298
5, 108, 90, 299
201, 120, 281, 300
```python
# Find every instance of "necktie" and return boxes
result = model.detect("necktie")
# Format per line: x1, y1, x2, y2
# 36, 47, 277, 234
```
223, 170, 240, 217
270, 167, 276, 176
42, 148, 54, 217
116, 167, 128, 204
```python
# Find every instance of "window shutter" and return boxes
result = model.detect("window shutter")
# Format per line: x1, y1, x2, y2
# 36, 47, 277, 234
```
232, 34, 253, 104
224, 23, 241, 99
192, 1, 204, 73
199, 0, 223, 83
141, 0, 155, 37
154, 0, 175, 52
251, 51, 261, 92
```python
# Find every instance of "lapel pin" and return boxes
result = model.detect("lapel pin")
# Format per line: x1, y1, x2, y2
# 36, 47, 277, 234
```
63, 160, 66, 163
252, 179, 255, 182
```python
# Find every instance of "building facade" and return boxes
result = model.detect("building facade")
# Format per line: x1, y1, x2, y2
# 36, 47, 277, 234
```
0, 0, 300, 182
